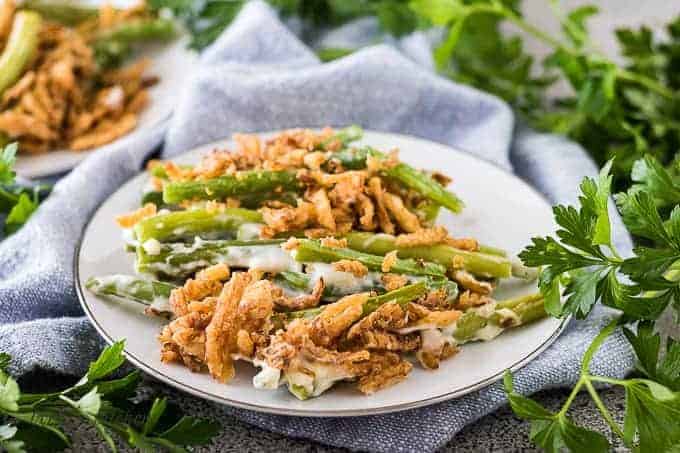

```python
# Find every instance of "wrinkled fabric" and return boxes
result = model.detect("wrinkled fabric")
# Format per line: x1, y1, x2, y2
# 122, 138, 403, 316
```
0, 2, 633, 451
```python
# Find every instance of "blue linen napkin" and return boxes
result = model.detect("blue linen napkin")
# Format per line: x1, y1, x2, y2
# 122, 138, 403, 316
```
0, 2, 634, 451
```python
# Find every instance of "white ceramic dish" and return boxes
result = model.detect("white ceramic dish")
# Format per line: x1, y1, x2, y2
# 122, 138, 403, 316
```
75, 130, 565, 417
14, 36, 197, 178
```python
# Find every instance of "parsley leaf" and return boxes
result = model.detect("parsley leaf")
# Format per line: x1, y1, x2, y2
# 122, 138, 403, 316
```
504, 371, 610, 453
84, 340, 126, 382
0, 341, 220, 451
623, 379, 680, 451
624, 322, 680, 391
630, 155, 680, 209
0, 143, 17, 186
4, 192, 38, 235
0, 424, 24, 453
519, 161, 621, 319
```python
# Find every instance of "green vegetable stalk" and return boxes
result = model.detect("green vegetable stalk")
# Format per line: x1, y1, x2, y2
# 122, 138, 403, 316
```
133, 207, 263, 243
85, 275, 176, 307
162, 170, 302, 204
0, 11, 41, 97
344, 231, 514, 279
294, 239, 447, 277
22, 0, 97, 25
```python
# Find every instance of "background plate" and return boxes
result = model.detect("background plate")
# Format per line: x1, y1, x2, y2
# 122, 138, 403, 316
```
14, 36, 197, 178
76, 130, 565, 416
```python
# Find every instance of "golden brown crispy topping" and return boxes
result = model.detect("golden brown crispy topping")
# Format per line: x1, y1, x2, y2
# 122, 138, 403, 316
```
311, 293, 368, 347
115, 203, 157, 228
446, 237, 480, 251
236, 329, 255, 357
383, 192, 421, 233
417, 289, 452, 311
345, 302, 419, 352
431, 171, 452, 187
418, 339, 459, 370
381, 250, 398, 273
456, 290, 494, 310
347, 302, 408, 339
303, 151, 327, 170
169, 278, 224, 318
276, 277, 326, 311
381, 273, 409, 292
356, 193, 376, 230
260, 201, 316, 238
451, 255, 465, 270
281, 237, 300, 251
309, 188, 336, 231
204, 272, 251, 382
196, 263, 231, 282
0, 12, 155, 154
159, 311, 209, 372
320, 237, 348, 248
332, 259, 369, 277
395, 226, 449, 248
368, 177, 395, 235
451, 270, 494, 295
356, 352, 412, 394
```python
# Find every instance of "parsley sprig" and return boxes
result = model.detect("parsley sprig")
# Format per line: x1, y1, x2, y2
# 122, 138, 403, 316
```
508, 155, 680, 451
152, 0, 680, 191
0, 142, 46, 236
0, 340, 219, 452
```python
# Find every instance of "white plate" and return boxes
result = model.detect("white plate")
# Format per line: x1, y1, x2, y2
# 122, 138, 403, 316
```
76, 130, 565, 417
14, 37, 198, 178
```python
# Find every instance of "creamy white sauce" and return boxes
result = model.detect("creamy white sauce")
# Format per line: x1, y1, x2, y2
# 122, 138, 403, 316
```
142, 238, 162, 256
495, 308, 521, 327
236, 223, 264, 240
420, 329, 447, 353
144, 242, 301, 276
252, 360, 283, 390
149, 296, 172, 314
121, 228, 138, 247
469, 324, 505, 342
93, 274, 137, 291
471, 301, 497, 319
287, 359, 353, 398
305, 263, 380, 294
396, 323, 439, 335
172, 227, 188, 236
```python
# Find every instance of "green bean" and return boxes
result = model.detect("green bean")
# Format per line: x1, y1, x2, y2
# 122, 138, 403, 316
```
134, 208, 263, 243
317, 125, 363, 150
284, 281, 428, 320
136, 238, 288, 279
294, 239, 447, 277
344, 231, 514, 279
162, 171, 302, 204
85, 275, 176, 308
96, 18, 176, 43
0, 11, 42, 97
23, 0, 97, 25
453, 293, 546, 343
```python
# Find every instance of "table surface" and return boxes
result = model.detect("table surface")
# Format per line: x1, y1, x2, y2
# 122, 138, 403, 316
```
61, 382, 627, 452
63, 1, 671, 450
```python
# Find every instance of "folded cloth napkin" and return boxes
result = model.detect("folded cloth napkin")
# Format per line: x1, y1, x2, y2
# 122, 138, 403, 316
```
0, 1, 634, 451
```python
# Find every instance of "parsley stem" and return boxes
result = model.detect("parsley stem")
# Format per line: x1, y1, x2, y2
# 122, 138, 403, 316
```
583, 378, 625, 439
558, 377, 585, 417
485, 4, 677, 101
502, 12, 565, 51
617, 68, 675, 99
581, 318, 619, 375
588, 375, 629, 386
